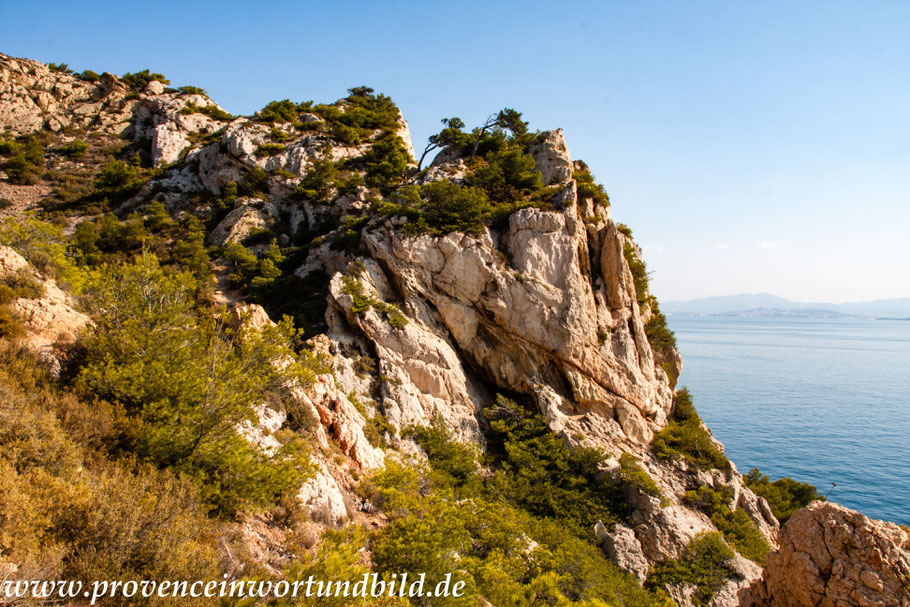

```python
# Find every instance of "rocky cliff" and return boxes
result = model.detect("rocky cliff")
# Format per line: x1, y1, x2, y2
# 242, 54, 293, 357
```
3, 52, 906, 607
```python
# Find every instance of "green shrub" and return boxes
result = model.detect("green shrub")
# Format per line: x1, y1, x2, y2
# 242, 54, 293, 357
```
78, 254, 316, 514
622, 243, 649, 306
647, 532, 735, 606
57, 139, 88, 158
362, 132, 410, 192
619, 453, 668, 506
47, 62, 72, 74
254, 143, 286, 157
178, 85, 207, 95
405, 421, 479, 489
256, 99, 302, 124
683, 485, 772, 564
121, 69, 170, 90
483, 395, 629, 535
574, 160, 609, 206
180, 102, 234, 121
0, 133, 49, 185
617, 223, 633, 237
744, 468, 825, 522
79, 69, 100, 82
341, 271, 407, 329
367, 459, 662, 607
652, 389, 731, 472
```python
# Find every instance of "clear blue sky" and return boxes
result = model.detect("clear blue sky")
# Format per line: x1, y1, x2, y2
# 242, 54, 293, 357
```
2, 0, 908, 302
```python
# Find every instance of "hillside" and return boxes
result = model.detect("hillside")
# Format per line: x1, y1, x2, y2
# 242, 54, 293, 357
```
1, 53, 908, 607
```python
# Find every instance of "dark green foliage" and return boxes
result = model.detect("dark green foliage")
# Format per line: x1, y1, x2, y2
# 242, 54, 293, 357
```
178, 85, 207, 95
254, 143, 286, 157
293, 158, 338, 204
467, 147, 542, 204
623, 243, 650, 306
645, 300, 677, 350
647, 532, 735, 606
617, 223, 633, 237
619, 453, 668, 506
574, 160, 610, 207
48, 62, 72, 74
56, 139, 88, 158
484, 395, 629, 535
341, 272, 407, 328
78, 254, 315, 514
744, 468, 825, 522
379, 181, 494, 236
683, 486, 772, 564
652, 389, 731, 471
181, 103, 234, 121
120, 69, 170, 90
256, 99, 302, 124
363, 132, 410, 192
368, 460, 664, 607
405, 421, 479, 489
79, 69, 100, 82
621, 243, 677, 353
0, 132, 51, 185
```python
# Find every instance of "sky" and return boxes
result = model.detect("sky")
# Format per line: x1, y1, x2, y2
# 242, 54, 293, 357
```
2, 0, 908, 303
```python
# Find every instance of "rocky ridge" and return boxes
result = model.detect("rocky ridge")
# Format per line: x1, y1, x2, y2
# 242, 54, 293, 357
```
3, 52, 907, 606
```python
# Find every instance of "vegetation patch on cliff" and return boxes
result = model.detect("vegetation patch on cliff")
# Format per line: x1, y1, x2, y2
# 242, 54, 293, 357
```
683, 485, 772, 564
646, 532, 736, 606
744, 467, 825, 523
652, 388, 731, 472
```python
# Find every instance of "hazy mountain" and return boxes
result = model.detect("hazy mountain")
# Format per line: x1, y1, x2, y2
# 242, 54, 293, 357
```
663, 293, 910, 318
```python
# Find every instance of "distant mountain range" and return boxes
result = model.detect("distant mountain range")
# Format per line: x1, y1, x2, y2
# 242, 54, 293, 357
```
662, 293, 910, 319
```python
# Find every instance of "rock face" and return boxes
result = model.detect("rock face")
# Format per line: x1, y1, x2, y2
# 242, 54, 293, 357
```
745, 502, 910, 607
0, 246, 90, 372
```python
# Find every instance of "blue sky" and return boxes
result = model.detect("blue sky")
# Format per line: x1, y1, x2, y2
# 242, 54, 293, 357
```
2, 0, 908, 302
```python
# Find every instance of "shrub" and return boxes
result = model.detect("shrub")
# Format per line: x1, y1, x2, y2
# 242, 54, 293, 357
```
617, 223, 633, 237
256, 99, 302, 124
79, 69, 101, 82
367, 460, 662, 607
341, 272, 407, 328
180, 102, 234, 121
0, 133, 49, 185
0, 197, 12, 210
254, 143, 286, 157
47, 62, 72, 74
405, 420, 479, 489
647, 532, 735, 606
56, 139, 88, 158
362, 132, 410, 192
744, 468, 825, 522
652, 389, 731, 472
121, 69, 170, 90
574, 160, 609, 207
683, 485, 772, 564
483, 395, 628, 535
78, 254, 316, 513
178, 85, 206, 95
619, 453, 668, 506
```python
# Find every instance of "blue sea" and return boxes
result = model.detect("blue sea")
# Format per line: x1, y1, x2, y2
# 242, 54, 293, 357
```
668, 316, 910, 526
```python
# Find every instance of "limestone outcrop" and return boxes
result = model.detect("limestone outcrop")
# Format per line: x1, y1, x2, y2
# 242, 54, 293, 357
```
744, 501, 910, 607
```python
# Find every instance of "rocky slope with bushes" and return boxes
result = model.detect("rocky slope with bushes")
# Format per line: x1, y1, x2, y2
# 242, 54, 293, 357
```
1, 52, 907, 607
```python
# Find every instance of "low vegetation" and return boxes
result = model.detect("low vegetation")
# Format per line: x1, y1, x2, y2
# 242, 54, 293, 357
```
619, 453, 669, 506
652, 388, 731, 471
646, 532, 736, 606
744, 468, 825, 522
683, 485, 772, 564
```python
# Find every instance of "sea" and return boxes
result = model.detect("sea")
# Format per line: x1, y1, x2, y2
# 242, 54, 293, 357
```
667, 316, 910, 526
